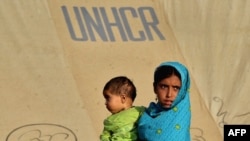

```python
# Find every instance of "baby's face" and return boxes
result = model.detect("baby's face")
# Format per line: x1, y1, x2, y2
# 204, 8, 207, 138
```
103, 90, 125, 114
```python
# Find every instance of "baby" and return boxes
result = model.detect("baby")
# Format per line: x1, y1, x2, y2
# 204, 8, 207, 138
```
100, 76, 145, 141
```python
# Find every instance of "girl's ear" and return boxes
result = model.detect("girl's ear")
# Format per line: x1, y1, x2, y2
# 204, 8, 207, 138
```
153, 82, 157, 94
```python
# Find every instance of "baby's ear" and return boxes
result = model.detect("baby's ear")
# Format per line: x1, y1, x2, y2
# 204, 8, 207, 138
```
120, 94, 126, 103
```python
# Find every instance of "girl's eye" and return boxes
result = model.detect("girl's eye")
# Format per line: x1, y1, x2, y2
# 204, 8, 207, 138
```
161, 85, 166, 89
159, 84, 168, 89
173, 86, 181, 91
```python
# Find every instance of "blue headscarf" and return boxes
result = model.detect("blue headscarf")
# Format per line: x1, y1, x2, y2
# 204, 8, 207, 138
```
138, 61, 191, 141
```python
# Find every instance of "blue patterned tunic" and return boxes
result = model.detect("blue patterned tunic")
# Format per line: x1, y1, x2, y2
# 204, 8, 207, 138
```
138, 62, 191, 141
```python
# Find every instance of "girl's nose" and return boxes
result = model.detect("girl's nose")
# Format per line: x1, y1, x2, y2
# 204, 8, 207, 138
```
166, 89, 172, 97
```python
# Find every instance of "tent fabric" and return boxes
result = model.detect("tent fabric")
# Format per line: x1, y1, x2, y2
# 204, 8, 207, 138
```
1, 0, 249, 140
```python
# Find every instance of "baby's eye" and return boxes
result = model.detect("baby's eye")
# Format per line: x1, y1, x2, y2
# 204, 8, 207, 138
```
104, 95, 109, 99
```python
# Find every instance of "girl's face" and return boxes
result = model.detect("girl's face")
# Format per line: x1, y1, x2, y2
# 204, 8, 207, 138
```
103, 90, 125, 114
154, 74, 181, 108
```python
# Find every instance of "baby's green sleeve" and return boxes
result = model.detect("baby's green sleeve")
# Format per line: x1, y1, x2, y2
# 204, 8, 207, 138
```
100, 129, 112, 141
100, 106, 145, 141
100, 123, 137, 141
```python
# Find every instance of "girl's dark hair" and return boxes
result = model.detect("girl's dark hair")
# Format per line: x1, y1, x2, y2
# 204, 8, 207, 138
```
103, 76, 137, 101
153, 65, 181, 87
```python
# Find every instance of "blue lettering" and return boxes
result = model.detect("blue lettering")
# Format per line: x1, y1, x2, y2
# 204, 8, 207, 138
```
81, 7, 108, 41
62, 6, 88, 41
120, 7, 146, 41
100, 7, 127, 42
61, 6, 166, 42
138, 7, 165, 40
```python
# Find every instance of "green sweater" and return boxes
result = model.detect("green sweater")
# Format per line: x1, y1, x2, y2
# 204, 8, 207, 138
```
100, 106, 145, 141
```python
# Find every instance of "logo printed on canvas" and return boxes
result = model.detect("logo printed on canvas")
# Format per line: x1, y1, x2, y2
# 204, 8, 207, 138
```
61, 6, 166, 42
6, 123, 77, 141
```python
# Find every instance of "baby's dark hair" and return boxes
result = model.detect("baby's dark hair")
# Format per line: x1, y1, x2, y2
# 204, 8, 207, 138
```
153, 65, 181, 87
103, 76, 137, 101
